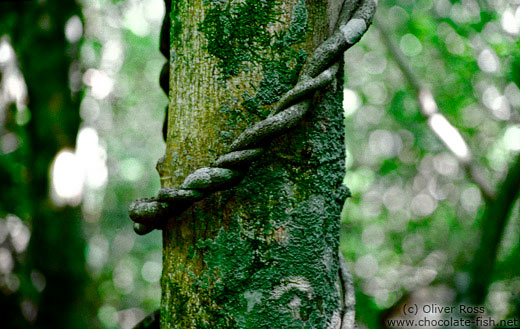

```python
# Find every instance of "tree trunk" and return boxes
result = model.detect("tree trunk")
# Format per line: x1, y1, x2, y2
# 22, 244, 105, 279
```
0, 1, 91, 328
158, 0, 367, 327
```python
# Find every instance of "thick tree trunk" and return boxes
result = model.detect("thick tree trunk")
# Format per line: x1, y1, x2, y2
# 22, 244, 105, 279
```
160, 0, 353, 327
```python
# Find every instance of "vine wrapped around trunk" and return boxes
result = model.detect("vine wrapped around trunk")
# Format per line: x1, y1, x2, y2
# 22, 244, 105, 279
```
129, 0, 376, 327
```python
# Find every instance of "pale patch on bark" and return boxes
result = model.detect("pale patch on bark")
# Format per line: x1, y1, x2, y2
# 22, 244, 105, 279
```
288, 296, 302, 319
274, 226, 288, 244
270, 276, 313, 300
327, 310, 342, 329
244, 290, 263, 312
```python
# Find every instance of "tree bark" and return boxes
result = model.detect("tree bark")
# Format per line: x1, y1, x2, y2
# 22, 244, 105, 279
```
160, 0, 358, 327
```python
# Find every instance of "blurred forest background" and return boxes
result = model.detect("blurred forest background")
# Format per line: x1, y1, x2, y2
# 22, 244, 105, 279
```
0, 0, 519, 328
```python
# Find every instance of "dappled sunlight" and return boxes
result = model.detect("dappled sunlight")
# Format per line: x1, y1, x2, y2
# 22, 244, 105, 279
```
50, 128, 107, 207
87, 234, 109, 274
487, 281, 515, 320
478, 48, 500, 73
505, 82, 520, 107
382, 185, 406, 212
0, 214, 31, 296
355, 254, 379, 279
503, 125, 520, 151
0, 247, 14, 274
51, 149, 84, 206
363, 50, 387, 75
113, 258, 136, 294
418, 89, 437, 115
118, 308, 146, 329
343, 1, 520, 325
400, 34, 422, 57
119, 157, 144, 182
65, 15, 83, 43
482, 85, 511, 120
77, 127, 108, 189
411, 193, 437, 217
0, 38, 29, 139
432, 153, 459, 178
83, 68, 114, 100
363, 81, 388, 105
501, 7, 520, 36
122, 2, 150, 36
73, 0, 166, 323
428, 113, 471, 161
98, 304, 118, 328
141, 260, 162, 283
368, 129, 402, 159
362, 224, 385, 249
460, 186, 482, 214
100, 39, 124, 74
0, 38, 14, 64
4, 72, 26, 107
343, 88, 361, 117
6, 215, 30, 254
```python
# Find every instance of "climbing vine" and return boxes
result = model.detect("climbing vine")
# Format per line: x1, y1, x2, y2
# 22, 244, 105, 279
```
129, 0, 376, 236
130, 0, 376, 327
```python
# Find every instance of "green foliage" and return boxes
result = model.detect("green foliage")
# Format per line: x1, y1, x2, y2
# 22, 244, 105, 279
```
342, 0, 520, 327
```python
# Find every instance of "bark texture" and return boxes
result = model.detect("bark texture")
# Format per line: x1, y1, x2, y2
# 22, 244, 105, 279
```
160, 0, 349, 327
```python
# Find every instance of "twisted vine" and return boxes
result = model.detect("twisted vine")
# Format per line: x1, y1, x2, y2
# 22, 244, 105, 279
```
129, 0, 376, 237
131, 1, 374, 328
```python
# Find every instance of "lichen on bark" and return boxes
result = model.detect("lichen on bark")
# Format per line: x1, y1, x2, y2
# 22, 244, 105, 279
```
160, 0, 348, 327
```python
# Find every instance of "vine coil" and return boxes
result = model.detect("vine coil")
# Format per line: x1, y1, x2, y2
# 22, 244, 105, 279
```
129, 0, 376, 236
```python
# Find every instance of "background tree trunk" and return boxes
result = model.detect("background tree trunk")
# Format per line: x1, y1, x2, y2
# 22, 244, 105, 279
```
160, 0, 352, 327
0, 1, 91, 328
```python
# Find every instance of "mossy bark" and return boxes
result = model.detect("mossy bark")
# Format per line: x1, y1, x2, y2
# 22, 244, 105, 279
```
160, 0, 348, 327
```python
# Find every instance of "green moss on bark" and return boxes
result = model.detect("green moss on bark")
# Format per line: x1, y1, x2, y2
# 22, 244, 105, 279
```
199, 0, 309, 78
192, 79, 347, 328
170, 0, 183, 46
162, 0, 346, 327
214, 0, 309, 143
199, 0, 281, 77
